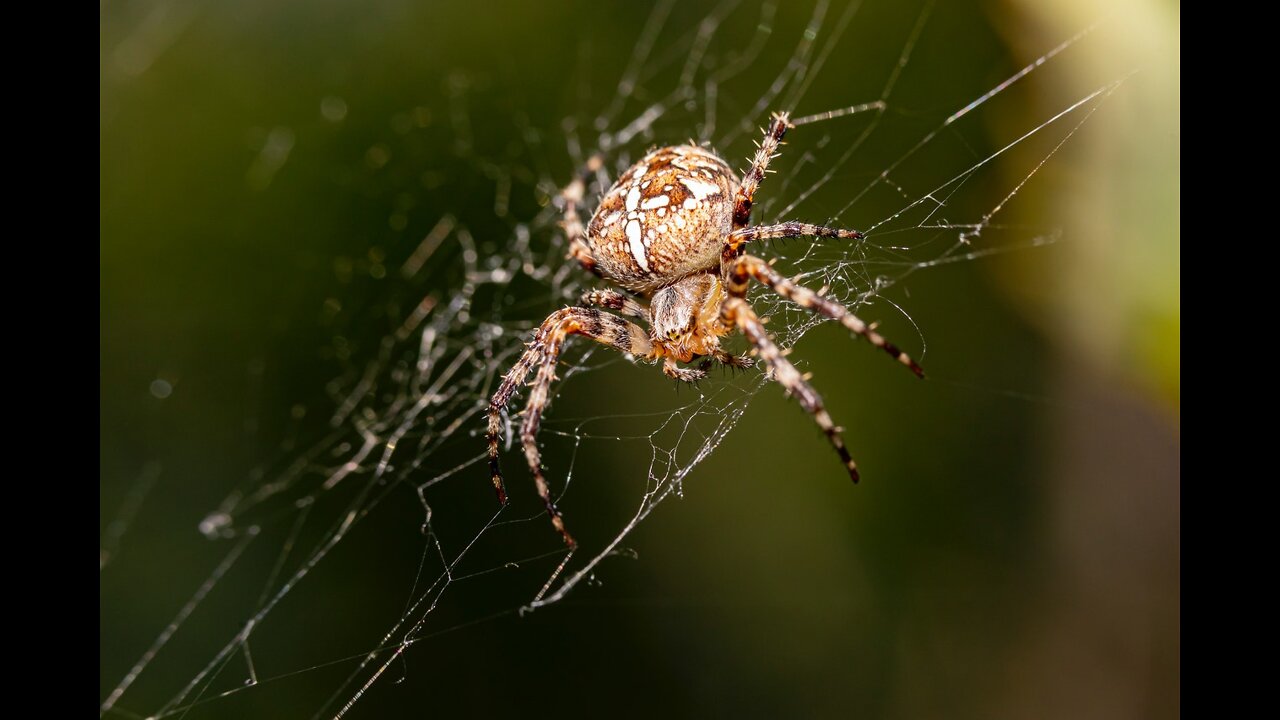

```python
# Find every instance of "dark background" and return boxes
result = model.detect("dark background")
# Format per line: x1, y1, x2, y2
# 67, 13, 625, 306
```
101, 1, 1179, 717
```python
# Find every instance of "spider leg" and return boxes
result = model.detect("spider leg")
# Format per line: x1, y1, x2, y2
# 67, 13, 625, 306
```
720, 296, 861, 482
727, 253, 924, 378
560, 154, 606, 277
733, 112, 793, 229
726, 221, 864, 255
486, 307, 652, 547
581, 289, 650, 323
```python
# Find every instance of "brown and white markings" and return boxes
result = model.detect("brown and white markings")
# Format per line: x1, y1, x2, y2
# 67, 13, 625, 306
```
487, 112, 924, 548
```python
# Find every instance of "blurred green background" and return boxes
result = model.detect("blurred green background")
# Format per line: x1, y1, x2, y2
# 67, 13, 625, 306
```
101, 1, 1179, 718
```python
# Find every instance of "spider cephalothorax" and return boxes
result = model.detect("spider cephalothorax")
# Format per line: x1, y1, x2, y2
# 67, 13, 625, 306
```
487, 113, 924, 547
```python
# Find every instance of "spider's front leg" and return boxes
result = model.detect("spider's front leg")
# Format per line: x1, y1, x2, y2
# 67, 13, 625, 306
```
733, 112, 793, 229
487, 307, 653, 547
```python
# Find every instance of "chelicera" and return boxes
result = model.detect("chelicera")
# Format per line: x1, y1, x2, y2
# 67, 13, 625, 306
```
486, 113, 923, 547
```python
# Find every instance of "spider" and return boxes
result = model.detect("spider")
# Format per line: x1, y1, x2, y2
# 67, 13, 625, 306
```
486, 112, 923, 547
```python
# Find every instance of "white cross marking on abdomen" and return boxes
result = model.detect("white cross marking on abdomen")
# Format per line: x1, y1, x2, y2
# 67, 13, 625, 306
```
625, 219, 650, 272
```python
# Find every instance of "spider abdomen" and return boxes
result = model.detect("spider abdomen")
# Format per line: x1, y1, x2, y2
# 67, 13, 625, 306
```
586, 145, 740, 295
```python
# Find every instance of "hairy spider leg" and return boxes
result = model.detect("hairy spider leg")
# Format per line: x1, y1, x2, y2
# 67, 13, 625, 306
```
486, 307, 652, 547
732, 112, 792, 230
561, 154, 606, 277
726, 221, 864, 252
719, 296, 861, 482
727, 254, 925, 378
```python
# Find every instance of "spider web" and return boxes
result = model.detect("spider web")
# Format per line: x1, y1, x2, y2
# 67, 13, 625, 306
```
101, 1, 1126, 716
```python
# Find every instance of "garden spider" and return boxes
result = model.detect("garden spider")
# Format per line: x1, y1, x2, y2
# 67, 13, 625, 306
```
486, 112, 923, 547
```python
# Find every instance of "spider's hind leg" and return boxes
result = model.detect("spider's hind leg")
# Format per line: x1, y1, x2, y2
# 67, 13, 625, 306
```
560, 154, 606, 277
486, 307, 653, 547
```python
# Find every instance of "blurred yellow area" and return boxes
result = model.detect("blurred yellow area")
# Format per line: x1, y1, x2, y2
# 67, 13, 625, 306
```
995, 0, 1180, 413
